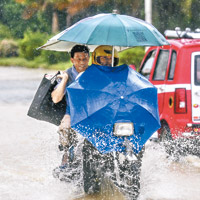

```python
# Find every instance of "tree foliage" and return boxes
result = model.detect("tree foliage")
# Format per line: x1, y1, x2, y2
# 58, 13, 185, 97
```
1, 0, 200, 68
0, 0, 199, 39
19, 30, 47, 60
152, 0, 200, 34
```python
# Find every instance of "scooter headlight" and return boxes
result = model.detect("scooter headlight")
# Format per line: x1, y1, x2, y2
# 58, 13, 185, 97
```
113, 123, 134, 136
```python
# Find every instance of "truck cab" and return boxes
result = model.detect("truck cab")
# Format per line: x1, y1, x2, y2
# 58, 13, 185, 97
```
139, 28, 200, 140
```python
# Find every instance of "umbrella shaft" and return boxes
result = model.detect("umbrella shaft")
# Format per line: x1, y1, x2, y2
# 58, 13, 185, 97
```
112, 46, 114, 67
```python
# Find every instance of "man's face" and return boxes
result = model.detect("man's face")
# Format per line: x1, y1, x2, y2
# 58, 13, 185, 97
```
99, 56, 112, 66
71, 52, 89, 73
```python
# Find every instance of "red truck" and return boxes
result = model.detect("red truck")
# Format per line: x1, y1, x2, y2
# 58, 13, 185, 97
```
139, 28, 200, 142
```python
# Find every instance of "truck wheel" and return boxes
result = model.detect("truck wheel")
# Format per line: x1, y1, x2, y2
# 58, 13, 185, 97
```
159, 123, 183, 159
82, 140, 101, 194
159, 123, 172, 142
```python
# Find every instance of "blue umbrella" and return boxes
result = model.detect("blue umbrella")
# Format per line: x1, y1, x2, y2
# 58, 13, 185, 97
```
67, 64, 160, 154
39, 13, 169, 51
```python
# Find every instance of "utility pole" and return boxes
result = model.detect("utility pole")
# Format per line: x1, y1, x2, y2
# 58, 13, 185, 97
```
145, 0, 152, 24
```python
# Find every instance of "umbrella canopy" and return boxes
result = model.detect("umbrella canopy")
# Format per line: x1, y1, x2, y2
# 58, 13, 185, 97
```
67, 64, 160, 154
39, 13, 169, 52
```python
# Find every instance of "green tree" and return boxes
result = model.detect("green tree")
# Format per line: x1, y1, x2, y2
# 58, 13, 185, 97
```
0, 0, 27, 38
152, 0, 200, 34
15, 0, 58, 33
190, 0, 200, 30
0, 0, 52, 38
66, 0, 144, 33
14, 0, 107, 34
153, 0, 187, 33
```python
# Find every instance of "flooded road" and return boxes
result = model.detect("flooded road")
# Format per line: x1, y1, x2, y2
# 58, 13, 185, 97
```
0, 66, 200, 200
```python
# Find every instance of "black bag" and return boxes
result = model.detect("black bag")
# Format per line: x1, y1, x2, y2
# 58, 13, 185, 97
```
27, 71, 66, 126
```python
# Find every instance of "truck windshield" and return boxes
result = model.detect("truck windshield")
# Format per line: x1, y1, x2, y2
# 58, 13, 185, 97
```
195, 55, 200, 85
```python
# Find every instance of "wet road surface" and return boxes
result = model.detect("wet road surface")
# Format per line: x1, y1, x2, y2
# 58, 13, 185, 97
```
0, 66, 200, 200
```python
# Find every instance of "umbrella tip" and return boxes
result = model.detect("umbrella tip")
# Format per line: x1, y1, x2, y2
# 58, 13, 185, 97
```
112, 10, 118, 14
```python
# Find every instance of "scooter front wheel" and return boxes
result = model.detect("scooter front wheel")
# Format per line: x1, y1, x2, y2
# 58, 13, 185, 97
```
110, 149, 144, 200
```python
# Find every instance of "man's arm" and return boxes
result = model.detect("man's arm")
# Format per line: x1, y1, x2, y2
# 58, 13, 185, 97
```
51, 72, 68, 103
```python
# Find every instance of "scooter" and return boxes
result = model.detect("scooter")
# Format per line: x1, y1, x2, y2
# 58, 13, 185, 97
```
53, 123, 144, 200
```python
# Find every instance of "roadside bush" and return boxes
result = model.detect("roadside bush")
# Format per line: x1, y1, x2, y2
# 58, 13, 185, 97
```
41, 50, 70, 64
119, 47, 145, 70
19, 30, 47, 60
0, 39, 19, 57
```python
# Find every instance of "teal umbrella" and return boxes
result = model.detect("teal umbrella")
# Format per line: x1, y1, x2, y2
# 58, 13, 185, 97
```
39, 12, 169, 52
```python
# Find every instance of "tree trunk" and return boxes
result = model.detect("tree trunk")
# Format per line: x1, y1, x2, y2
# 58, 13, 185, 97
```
66, 13, 71, 28
52, 11, 59, 34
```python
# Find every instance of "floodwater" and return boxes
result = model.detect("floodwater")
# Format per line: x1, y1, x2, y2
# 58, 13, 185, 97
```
0, 66, 200, 200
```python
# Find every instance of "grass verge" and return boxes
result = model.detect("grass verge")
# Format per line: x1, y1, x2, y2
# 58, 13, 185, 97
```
0, 57, 72, 70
